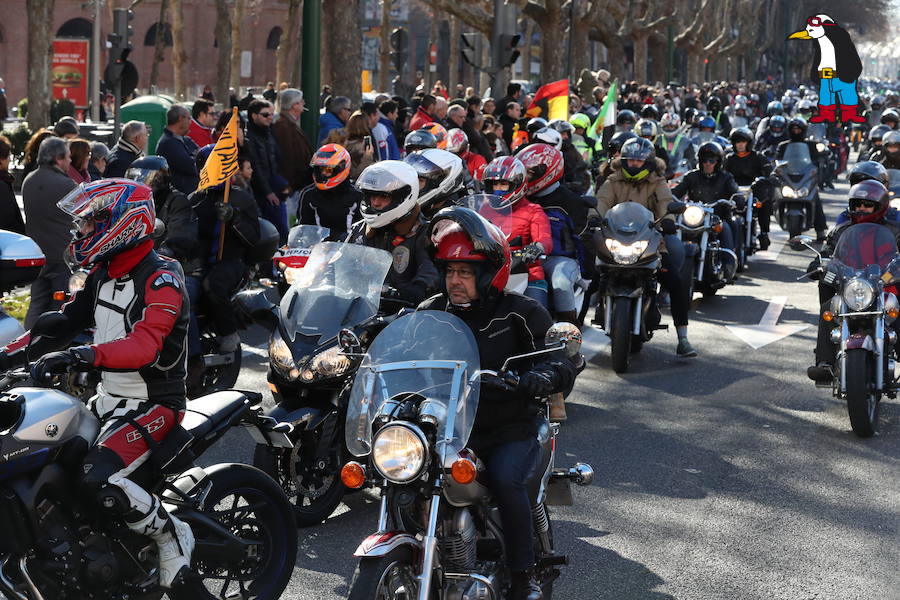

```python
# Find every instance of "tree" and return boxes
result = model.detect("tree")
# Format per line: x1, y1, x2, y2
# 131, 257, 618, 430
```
616, 0, 676, 83
378, 0, 392, 92
170, 0, 187, 98
230, 0, 246, 90
26, 0, 54, 131
325, 0, 362, 104
214, 0, 232, 104
277, 0, 302, 86
150, 0, 170, 89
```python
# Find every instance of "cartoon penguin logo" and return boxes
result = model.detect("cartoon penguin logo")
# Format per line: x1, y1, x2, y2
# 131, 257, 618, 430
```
788, 14, 865, 124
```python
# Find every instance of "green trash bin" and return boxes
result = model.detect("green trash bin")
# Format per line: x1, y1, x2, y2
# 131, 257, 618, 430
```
119, 95, 174, 155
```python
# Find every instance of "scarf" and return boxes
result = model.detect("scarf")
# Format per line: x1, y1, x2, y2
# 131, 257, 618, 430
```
116, 137, 144, 158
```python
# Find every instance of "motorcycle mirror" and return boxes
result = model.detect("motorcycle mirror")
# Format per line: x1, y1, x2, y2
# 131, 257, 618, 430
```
544, 322, 583, 359
338, 328, 362, 353
666, 201, 687, 215
153, 218, 167, 239
731, 193, 747, 209
232, 289, 277, 329
789, 234, 813, 247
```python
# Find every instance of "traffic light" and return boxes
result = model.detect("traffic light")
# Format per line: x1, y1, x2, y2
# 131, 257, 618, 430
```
498, 33, 521, 68
107, 8, 137, 98
461, 32, 480, 67
111, 8, 134, 59
390, 27, 408, 73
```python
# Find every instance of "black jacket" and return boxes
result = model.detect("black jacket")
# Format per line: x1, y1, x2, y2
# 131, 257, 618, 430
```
245, 121, 287, 202
104, 145, 140, 179
297, 180, 362, 241
155, 130, 199, 194
417, 292, 577, 450
875, 152, 900, 171
189, 185, 261, 266
0, 172, 25, 234
153, 186, 198, 267
756, 130, 789, 154
724, 151, 772, 186
672, 169, 739, 205
561, 140, 591, 195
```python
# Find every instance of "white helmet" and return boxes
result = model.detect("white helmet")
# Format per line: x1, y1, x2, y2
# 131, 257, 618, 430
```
660, 113, 681, 139
404, 149, 466, 214
531, 127, 562, 150
445, 128, 469, 155
357, 161, 420, 229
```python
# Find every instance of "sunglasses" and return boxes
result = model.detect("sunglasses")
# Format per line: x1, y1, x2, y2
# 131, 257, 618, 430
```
702, 158, 718, 164
850, 199, 879, 210
259, 112, 273, 118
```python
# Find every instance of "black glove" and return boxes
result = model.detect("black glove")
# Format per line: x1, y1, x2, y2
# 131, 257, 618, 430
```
31, 347, 94, 383
516, 368, 556, 398
482, 372, 517, 393
215, 201, 237, 223
520, 243, 543, 264
659, 219, 677, 235
806, 257, 822, 280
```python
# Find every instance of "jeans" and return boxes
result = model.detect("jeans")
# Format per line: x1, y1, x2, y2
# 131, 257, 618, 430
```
185, 275, 203, 357
543, 256, 581, 312
481, 437, 540, 571
259, 199, 288, 245
659, 245, 689, 327
818, 77, 859, 106
524, 279, 548, 307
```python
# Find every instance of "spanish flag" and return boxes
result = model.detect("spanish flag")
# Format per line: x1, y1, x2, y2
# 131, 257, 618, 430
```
525, 79, 569, 121
197, 106, 239, 191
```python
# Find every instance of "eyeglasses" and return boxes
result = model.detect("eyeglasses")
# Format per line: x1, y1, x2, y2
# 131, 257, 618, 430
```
446, 267, 476, 279
702, 158, 718, 164
259, 112, 273, 118
806, 16, 831, 27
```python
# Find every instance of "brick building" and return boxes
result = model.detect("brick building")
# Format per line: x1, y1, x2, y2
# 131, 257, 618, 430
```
1, 0, 298, 107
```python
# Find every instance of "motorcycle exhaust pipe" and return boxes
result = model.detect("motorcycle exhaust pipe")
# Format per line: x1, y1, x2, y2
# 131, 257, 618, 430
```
562, 463, 594, 486
0, 558, 27, 600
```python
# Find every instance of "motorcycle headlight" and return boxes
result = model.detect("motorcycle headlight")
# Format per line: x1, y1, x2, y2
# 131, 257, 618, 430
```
682, 205, 705, 227
68, 270, 88, 294
781, 185, 796, 198
605, 239, 649, 265
268, 332, 298, 379
797, 187, 809, 197
309, 346, 353, 379
842, 278, 875, 311
816, 143, 826, 153
372, 423, 428, 483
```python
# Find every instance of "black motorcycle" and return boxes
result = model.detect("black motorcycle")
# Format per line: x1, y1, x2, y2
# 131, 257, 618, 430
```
676, 197, 741, 299
772, 142, 819, 244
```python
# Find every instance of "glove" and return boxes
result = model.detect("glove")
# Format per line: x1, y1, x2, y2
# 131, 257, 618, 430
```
520, 243, 543, 264
806, 257, 822, 281
516, 368, 556, 398
31, 347, 94, 383
659, 219, 677, 235
215, 201, 237, 223
482, 372, 516, 393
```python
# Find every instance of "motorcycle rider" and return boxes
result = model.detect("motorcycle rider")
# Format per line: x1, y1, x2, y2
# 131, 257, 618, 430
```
723, 128, 774, 250
754, 100, 785, 141
868, 95, 886, 128
346, 161, 440, 305
446, 128, 487, 180
774, 117, 828, 240
615, 109, 637, 134
634, 118, 671, 176
548, 120, 591, 195
807, 180, 900, 383
706, 95, 731, 136
872, 130, 900, 168
297, 144, 363, 241
596, 137, 698, 357
835, 162, 897, 225
568, 113, 597, 164
597, 131, 637, 185
880, 108, 899, 131
660, 113, 695, 168
692, 116, 729, 149
0, 179, 194, 588
859, 124, 891, 162
403, 129, 438, 154
422, 205, 579, 600
756, 115, 789, 155
404, 147, 467, 219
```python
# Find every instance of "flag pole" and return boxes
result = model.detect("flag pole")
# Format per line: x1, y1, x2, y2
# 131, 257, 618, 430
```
217, 177, 231, 262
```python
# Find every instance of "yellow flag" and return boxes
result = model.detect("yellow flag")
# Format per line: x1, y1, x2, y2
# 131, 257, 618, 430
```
197, 107, 239, 191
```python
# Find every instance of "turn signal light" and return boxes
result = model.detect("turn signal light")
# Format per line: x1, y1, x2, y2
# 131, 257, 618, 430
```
822, 311, 834, 322
754, 201, 763, 208
52, 291, 66, 301
712, 223, 723, 233
341, 462, 366, 489
887, 307, 899, 319
450, 458, 477, 484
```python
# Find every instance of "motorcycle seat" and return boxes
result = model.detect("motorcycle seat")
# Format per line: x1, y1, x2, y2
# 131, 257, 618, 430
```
181, 391, 250, 439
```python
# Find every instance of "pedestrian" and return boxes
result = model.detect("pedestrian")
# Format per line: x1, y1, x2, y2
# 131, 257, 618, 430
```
344, 111, 376, 181
22, 137, 76, 327
88, 142, 109, 180
53, 116, 80, 140
320, 85, 333, 107
409, 94, 437, 131
105, 121, 148, 178
156, 105, 199, 194
498, 101, 522, 149
271, 88, 314, 193
245, 99, 290, 242
0, 135, 25, 234
201, 85, 215, 102
482, 97, 496, 116
318, 96, 351, 144
360, 101, 391, 161
376, 99, 402, 160
494, 82, 523, 117
66, 138, 92, 184
228, 87, 239, 108
464, 101, 493, 162
20, 128, 56, 181
433, 97, 449, 125
263, 82, 277, 103
238, 88, 256, 111
0, 78, 7, 120
187, 98, 215, 148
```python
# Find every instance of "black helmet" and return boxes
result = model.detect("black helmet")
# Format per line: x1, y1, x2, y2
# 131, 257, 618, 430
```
616, 109, 637, 128
872, 95, 885, 111
769, 115, 787, 134
766, 100, 784, 116
729, 127, 754, 151
619, 138, 656, 182
787, 117, 807, 142
607, 131, 637, 157
404, 129, 438, 153
706, 96, 722, 113
126, 155, 171, 194
548, 119, 575, 137
526, 117, 548, 136
848, 161, 889, 187
697, 141, 724, 175
640, 104, 660, 121
869, 124, 891, 144
880, 108, 899, 128
884, 130, 900, 156
847, 180, 889, 224
683, 107, 698, 125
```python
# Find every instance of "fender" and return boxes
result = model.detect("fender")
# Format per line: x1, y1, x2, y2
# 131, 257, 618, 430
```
845, 333, 875, 351
354, 531, 422, 558
264, 404, 323, 429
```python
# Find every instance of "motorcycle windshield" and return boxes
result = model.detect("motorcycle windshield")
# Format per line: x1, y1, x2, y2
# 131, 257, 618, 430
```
782, 143, 812, 175
807, 123, 827, 141
464, 193, 513, 239
604, 202, 654, 236
279, 242, 393, 345
831, 223, 899, 273
345, 310, 480, 460
286, 224, 331, 248
695, 132, 716, 145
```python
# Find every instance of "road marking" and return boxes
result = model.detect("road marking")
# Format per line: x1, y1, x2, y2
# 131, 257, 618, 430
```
242, 345, 268, 358
580, 325, 609, 362
725, 295, 809, 350
748, 230, 789, 263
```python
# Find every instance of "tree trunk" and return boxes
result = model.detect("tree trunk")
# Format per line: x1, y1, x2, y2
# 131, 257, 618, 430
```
520, 19, 534, 81
170, 0, 187, 98
230, 0, 245, 90
321, 0, 334, 90
213, 0, 231, 105
448, 16, 460, 93
571, 16, 592, 77
648, 34, 665, 84
150, 0, 169, 89
426, 10, 438, 90
26, 0, 54, 131
537, 2, 564, 82
606, 39, 625, 74
478, 35, 490, 96
378, 0, 392, 92
632, 32, 648, 85
328, 0, 361, 104
277, 0, 301, 86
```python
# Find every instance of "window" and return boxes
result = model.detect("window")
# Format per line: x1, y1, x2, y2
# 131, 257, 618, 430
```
266, 27, 282, 50
144, 23, 173, 47
57, 18, 92, 39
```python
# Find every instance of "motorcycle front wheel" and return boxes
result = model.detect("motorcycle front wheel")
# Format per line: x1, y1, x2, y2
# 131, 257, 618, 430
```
609, 297, 632, 374
347, 546, 422, 600
845, 349, 879, 438
786, 213, 804, 247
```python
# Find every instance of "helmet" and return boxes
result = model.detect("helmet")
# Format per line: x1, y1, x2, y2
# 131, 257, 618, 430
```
517, 143, 564, 196
869, 124, 891, 144
58, 179, 156, 268
404, 149, 465, 214
530, 127, 562, 150
422, 122, 448, 149
734, 94, 747, 106
310, 143, 351, 190
634, 118, 660, 140
749, 93, 760, 107
697, 141, 724, 174
683, 107, 698, 125
872, 95, 885, 110
706, 96, 722, 113
787, 116, 808, 141
429, 206, 510, 300
481, 156, 528, 208
769, 115, 787, 134
660, 113, 681, 139
526, 118, 548, 137
548, 119, 575, 138
404, 129, 437, 153
619, 137, 656, 181
698, 116, 716, 131
881, 109, 899, 128
733, 101, 748, 115
126, 155, 170, 194
883, 130, 900, 156
356, 161, 419, 229
607, 131, 637, 156
569, 113, 591, 131
848, 161, 889, 187
616, 109, 637, 128
729, 127, 754, 151
640, 104, 660, 120
766, 100, 784, 116
848, 180, 889, 224
445, 128, 469, 155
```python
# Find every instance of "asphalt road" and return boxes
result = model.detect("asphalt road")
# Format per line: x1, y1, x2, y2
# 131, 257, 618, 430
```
198, 174, 900, 600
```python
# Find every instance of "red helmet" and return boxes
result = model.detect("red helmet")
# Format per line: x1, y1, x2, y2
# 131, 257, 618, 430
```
481, 156, 527, 208
429, 206, 510, 300
311, 144, 351, 190
516, 143, 564, 196
848, 180, 890, 224
422, 122, 448, 149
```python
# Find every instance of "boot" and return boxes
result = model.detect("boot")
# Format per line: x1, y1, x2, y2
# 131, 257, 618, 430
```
509, 569, 543, 600
757, 232, 770, 251
840, 104, 866, 123
809, 104, 836, 123
548, 392, 567, 422
815, 230, 828, 244
127, 496, 195, 588
807, 362, 833, 383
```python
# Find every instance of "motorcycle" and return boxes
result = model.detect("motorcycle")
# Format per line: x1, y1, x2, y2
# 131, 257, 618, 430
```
794, 224, 900, 437
587, 201, 684, 373
0, 340, 298, 598
0, 230, 45, 347
239, 241, 398, 527
341, 310, 593, 600
268, 224, 331, 296
676, 196, 741, 299
886, 169, 900, 212
772, 142, 819, 244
